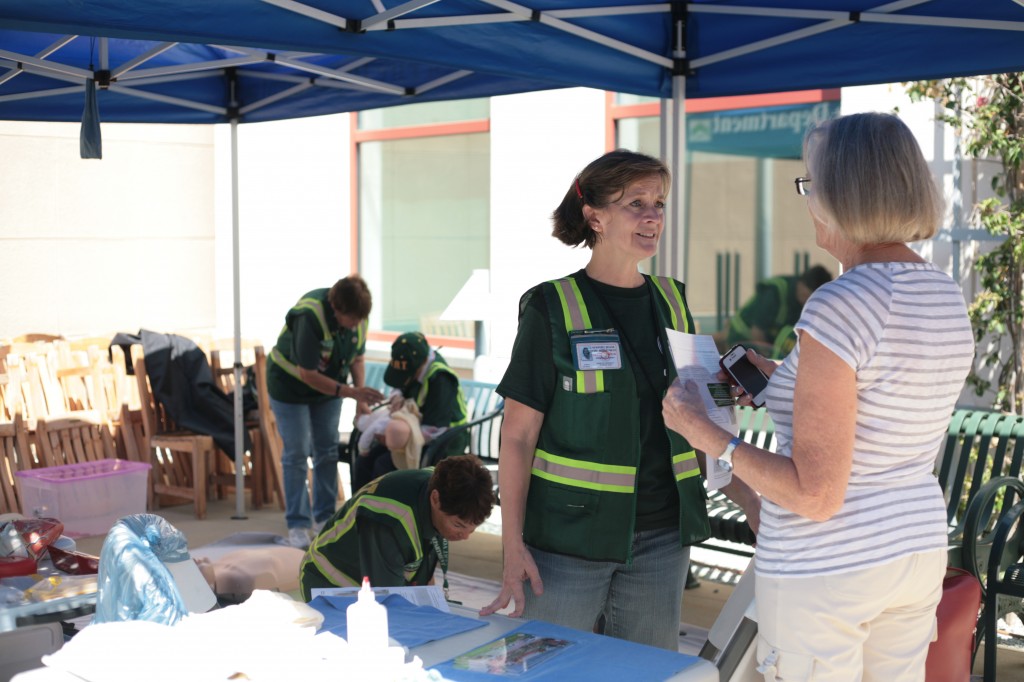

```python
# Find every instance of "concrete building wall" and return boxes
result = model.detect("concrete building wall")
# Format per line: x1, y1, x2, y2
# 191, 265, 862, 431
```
488, 88, 603, 362
0, 121, 215, 339
213, 114, 351, 351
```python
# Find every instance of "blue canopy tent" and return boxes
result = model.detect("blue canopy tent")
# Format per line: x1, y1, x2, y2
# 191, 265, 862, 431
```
2, 1, 1024, 517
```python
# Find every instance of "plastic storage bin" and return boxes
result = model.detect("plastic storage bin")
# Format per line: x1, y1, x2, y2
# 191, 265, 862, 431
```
15, 459, 152, 538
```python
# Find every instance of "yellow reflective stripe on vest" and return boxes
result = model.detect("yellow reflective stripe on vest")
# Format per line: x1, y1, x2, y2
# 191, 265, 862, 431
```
269, 296, 334, 378
651, 276, 690, 333
672, 450, 700, 481
268, 347, 302, 380
305, 501, 361, 588
293, 297, 332, 341
306, 494, 422, 588
552, 277, 603, 394
356, 318, 368, 349
417, 361, 469, 428
532, 449, 636, 493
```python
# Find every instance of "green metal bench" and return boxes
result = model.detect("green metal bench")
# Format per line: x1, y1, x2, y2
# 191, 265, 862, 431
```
945, 411, 1024, 680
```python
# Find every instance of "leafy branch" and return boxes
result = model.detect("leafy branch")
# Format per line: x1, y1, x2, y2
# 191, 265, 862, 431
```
906, 75, 1024, 414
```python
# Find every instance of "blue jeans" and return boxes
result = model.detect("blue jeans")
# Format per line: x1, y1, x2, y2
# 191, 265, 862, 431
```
523, 527, 688, 650
269, 396, 342, 529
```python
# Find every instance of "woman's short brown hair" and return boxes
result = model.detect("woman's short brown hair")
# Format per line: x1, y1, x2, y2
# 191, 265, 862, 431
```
328, 274, 372, 320
429, 455, 495, 525
551, 149, 670, 249
803, 112, 942, 245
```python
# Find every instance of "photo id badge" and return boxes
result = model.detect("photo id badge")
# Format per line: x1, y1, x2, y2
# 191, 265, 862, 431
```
570, 329, 623, 371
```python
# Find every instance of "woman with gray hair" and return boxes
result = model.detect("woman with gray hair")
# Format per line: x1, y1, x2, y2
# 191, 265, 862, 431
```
663, 112, 974, 681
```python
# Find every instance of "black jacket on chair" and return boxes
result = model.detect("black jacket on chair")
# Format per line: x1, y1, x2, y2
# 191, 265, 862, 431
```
139, 329, 251, 460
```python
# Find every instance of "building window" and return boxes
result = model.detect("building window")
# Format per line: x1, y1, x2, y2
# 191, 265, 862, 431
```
355, 100, 490, 343
610, 91, 839, 334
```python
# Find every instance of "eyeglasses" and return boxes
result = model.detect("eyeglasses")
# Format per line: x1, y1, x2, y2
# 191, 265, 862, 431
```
794, 177, 811, 196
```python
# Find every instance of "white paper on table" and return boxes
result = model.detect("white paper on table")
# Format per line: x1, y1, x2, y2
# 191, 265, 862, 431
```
664, 329, 738, 491
310, 584, 450, 612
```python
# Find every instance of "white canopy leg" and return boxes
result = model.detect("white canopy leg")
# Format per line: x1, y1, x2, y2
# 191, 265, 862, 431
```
231, 113, 247, 520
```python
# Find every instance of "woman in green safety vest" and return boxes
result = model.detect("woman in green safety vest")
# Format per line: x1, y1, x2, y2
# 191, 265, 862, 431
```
480, 150, 760, 650
267, 275, 385, 550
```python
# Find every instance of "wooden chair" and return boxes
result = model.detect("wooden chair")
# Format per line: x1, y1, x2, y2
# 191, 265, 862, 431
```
207, 341, 283, 510
0, 367, 24, 423
0, 412, 31, 514
9, 348, 62, 427
253, 346, 286, 510
134, 355, 216, 519
11, 334, 64, 344
34, 411, 116, 468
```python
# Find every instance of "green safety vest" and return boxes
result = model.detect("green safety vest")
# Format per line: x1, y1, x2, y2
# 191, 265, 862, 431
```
728, 276, 791, 340
728, 276, 798, 358
415, 357, 469, 429
299, 468, 441, 600
413, 355, 471, 461
524, 274, 711, 563
267, 288, 367, 402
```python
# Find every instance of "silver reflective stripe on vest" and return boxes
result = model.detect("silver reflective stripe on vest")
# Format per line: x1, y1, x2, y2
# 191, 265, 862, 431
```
672, 450, 700, 481
553, 277, 601, 394
532, 449, 636, 493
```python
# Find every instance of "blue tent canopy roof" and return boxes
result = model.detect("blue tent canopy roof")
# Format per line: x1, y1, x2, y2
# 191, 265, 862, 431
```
1, 1, 1024, 124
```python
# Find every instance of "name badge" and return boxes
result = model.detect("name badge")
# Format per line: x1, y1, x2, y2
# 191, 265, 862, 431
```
570, 329, 623, 371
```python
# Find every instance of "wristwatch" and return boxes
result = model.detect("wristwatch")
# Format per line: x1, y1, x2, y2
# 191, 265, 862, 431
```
717, 436, 742, 473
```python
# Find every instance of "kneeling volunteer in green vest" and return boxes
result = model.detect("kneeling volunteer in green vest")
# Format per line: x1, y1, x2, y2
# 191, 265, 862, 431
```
299, 454, 495, 601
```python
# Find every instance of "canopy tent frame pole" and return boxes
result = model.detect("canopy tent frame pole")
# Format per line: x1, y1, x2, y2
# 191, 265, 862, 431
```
230, 68, 246, 520
660, 4, 687, 283
0, 35, 76, 88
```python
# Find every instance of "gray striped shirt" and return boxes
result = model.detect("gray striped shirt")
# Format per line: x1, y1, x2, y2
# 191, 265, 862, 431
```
755, 262, 974, 578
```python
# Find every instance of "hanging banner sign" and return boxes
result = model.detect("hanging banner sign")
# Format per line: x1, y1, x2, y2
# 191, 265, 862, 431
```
687, 100, 840, 159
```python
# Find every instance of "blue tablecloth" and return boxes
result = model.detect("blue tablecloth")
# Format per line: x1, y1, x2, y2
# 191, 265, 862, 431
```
310, 594, 487, 648
433, 620, 700, 681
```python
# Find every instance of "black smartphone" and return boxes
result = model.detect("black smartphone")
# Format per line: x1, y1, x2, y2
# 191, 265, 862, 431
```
719, 344, 769, 408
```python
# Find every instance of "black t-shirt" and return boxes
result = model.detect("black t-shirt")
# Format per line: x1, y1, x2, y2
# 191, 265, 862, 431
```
497, 271, 679, 531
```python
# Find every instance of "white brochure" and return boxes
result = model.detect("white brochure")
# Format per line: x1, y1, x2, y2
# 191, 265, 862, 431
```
664, 329, 738, 491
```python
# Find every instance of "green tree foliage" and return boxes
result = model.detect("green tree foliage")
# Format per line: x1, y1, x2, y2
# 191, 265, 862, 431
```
906, 75, 1024, 414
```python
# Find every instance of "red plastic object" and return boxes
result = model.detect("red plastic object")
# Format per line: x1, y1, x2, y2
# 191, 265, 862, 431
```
8, 518, 64, 559
48, 546, 100, 575
0, 555, 38, 578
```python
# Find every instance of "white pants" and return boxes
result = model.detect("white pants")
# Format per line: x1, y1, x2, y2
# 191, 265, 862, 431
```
754, 550, 946, 682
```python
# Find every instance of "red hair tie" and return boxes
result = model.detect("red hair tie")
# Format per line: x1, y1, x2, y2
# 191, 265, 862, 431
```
574, 178, 583, 200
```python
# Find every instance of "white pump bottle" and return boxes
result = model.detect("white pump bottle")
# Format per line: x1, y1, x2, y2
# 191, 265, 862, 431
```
346, 576, 389, 650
